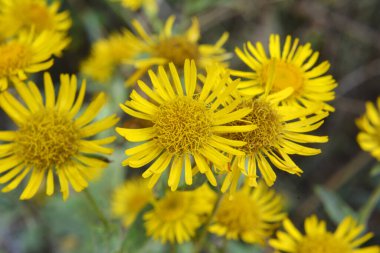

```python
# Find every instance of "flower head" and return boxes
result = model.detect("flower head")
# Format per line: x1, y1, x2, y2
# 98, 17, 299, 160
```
111, 178, 154, 227
117, 60, 255, 191
209, 182, 285, 244
115, 0, 157, 14
356, 97, 380, 160
0, 30, 70, 92
144, 184, 216, 244
232, 34, 337, 111
123, 16, 231, 85
0, 0, 71, 38
0, 73, 119, 200
220, 91, 328, 193
269, 215, 380, 253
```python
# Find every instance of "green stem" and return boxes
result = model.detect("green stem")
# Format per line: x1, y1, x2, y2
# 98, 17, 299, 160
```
193, 192, 223, 253
359, 183, 380, 225
83, 189, 111, 231
169, 243, 177, 253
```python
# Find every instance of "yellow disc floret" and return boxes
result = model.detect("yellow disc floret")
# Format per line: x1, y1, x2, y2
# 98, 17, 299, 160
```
228, 100, 282, 154
15, 109, 80, 170
261, 60, 304, 93
0, 43, 30, 79
154, 97, 212, 155
155, 36, 199, 67
297, 233, 350, 253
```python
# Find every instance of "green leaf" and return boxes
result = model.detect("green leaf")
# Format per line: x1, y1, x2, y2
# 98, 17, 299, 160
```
314, 185, 357, 225
227, 241, 263, 253
370, 163, 380, 177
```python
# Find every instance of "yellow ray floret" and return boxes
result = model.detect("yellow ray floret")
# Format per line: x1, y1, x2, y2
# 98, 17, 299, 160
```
144, 184, 216, 244
232, 34, 337, 111
269, 215, 380, 253
0, 30, 70, 93
117, 60, 255, 191
0, 0, 71, 38
123, 16, 231, 85
0, 73, 119, 200
356, 97, 380, 160
111, 178, 154, 227
209, 182, 286, 244
220, 91, 329, 194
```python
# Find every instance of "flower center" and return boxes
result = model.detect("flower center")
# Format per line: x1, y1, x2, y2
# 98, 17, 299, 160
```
153, 97, 212, 155
215, 192, 259, 231
15, 109, 80, 170
155, 36, 199, 67
156, 192, 191, 221
298, 234, 351, 253
261, 60, 304, 93
227, 100, 282, 154
20, 2, 54, 31
0, 42, 30, 78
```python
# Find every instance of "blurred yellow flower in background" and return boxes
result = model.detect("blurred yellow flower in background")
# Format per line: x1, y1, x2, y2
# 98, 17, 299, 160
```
123, 16, 231, 85
144, 184, 216, 244
0, 73, 119, 200
81, 30, 146, 83
117, 60, 255, 191
116, 0, 157, 14
111, 178, 154, 227
209, 182, 285, 244
233, 35, 337, 111
0, 0, 71, 38
270, 215, 380, 253
356, 97, 380, 160
0, 30, 70, 93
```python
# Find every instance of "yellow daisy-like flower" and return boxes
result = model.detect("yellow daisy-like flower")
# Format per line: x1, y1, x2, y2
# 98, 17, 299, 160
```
232, 34, 337, 111
0, 30, 70, 93
123, 16, 231, 85
117, 60, 255, 191
0, 0, 71, 38
209, 182, 285, 244
144, 184, 216, 244
0, 73, 119, 200
81, 30, 145, 83
220, 92, 329, 193
111, 178, 154, 227
269, 215, 380, 253
356, 97, 380, 160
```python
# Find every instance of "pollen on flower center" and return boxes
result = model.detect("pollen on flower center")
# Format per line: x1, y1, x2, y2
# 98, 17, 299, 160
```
228, 100, 282, 154
153, 97, 212, 155
15, 109, 80, 170
21, 3, 54, 31
298, 234, 351, 253
155, 36, 199, 67
261, 60, 304, 93
155, 192, 190, 221
0, 43, 30, 77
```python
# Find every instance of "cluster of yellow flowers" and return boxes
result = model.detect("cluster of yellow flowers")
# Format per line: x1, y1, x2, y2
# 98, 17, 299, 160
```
0, 0, 379, 252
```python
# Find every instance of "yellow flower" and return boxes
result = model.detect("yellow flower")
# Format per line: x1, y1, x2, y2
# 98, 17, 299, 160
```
232, 34, 337, 111
111, 178, 154, 227
81, 30, 145, 83
144, 184, 216, 244
117, 60, 255, 191
0, 0, 71, 38
269, 215, 380, 253
116, 0, 157, 14
123, 16, 231, 85
0, 30, 70, 93
209, 182, 285, 244
0, 73, 119, 200
356, 97, 380, 160
220, 92, 329, 193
